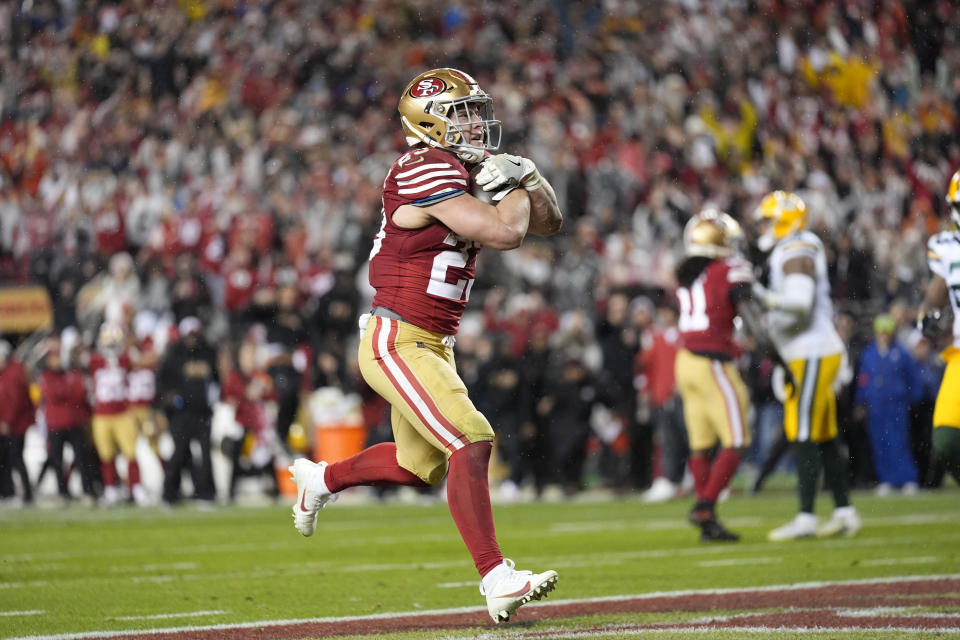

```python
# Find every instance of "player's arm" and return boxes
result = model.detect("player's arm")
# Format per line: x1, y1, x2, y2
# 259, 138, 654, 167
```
753, 255, 816, 319
476, 153, 562, 237
525, 177, 562, 236
917, 273, 948, 338
731, 283, 797, 395
393, 189, 530, 250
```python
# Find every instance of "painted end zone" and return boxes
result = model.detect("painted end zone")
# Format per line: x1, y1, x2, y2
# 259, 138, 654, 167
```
26, 575, 960, 640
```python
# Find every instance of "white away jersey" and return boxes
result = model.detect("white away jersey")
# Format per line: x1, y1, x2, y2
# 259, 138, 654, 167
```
926, 230, 960, 347
767, 230, 845, 361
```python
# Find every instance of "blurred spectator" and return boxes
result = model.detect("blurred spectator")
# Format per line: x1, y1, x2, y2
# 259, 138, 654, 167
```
510, 322, 555, 498
256, 283, 311, 450
159, 317, 218, 504
77, 252, 141, 329
854, 314, 923, 495
744, 348, 788, 493
909, 334, 945, 487
128, 314, 164, 469
0, 340, 36, 504
37, 337, 97, 502
541, 354, 598, 496
221, 340, 279, 503
636, 300, 688, 501
595, 292, 642, 489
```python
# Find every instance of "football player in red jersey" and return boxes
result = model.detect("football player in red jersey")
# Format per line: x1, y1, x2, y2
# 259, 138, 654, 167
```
674, 210, 780, 542
289, 68, 562, 623
90, 322, 148, 506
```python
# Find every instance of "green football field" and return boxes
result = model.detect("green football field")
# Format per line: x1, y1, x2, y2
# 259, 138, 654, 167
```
2, 484, 959, 639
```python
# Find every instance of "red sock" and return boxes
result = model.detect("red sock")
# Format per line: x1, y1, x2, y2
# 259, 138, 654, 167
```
703, 448, 742, 503
447, 441, 503, 577
101, 460, 117, 487
324, 443, 428, 493
689, 455, 710, 499
127, 460, 141, 488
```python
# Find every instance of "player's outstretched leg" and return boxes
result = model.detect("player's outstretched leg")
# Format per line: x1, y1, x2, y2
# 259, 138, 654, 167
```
447, 442, 558, 622
289, 459, 337, 537
480, 559, 558, 623
816, 439, 860, 537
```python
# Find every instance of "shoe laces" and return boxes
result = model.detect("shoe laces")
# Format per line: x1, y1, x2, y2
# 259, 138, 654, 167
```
480, 558, 530, 595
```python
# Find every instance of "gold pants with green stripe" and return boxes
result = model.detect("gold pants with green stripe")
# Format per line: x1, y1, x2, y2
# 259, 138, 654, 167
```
783, 353, 843, 443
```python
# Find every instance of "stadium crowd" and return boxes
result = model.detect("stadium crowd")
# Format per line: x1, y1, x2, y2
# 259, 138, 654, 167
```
1, 0, 959, 505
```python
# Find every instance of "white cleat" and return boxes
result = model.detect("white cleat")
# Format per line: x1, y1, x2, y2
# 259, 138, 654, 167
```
131, 484, 152, 507
768, 512, 818, 541
480, 559, 558, 624
817, 506, 861, 538
641, 477, 677, 503
99, 485, 122, 508
289, 459, 337, 537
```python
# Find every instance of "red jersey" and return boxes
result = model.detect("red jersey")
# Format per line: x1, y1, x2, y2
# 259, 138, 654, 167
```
223, 264, 257, 312
89, 352, 131, 415
636, 326, 681, 408
676, 257, 753, 359
222, 370, 275, 432
128, 339, 158, 408
40, 369, 91, 430
0, 359, 35, 436
369, 147, 479, 335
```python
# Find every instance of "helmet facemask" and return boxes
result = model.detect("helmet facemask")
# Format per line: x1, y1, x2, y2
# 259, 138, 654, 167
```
437, 94, 501, 163
399, 68, 502, 164
754, 191, 807, 252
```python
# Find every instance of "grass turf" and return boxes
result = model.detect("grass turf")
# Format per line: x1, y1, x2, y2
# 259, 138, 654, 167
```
1, 485, 959, 639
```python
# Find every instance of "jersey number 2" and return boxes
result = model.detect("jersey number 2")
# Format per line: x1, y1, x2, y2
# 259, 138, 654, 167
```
427, 234, 475, 301
678, 277, 710, 332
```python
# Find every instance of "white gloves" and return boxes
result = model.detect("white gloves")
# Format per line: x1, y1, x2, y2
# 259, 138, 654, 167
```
475, 153, 543, 193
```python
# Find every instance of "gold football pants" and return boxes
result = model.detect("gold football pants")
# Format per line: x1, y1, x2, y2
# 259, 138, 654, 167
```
358, 316, 493, 485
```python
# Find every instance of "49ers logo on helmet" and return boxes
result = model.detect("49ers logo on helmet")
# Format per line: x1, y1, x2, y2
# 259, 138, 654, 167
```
410, 77, 446, 98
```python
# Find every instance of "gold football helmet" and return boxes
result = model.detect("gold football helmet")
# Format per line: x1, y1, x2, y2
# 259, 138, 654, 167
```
754, 190, 807, 252
683, 208, 744, 258
97, 321, 126, 352
946, 169, 960, 230
398, 68, 501, 163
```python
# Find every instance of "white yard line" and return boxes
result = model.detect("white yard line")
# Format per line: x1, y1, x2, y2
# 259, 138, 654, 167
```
112, 610, 227, 621
4, 535, 960, 591
437, 581, 477, 589
698, 557, 782, 567
860, 556, 939, 566
0, 610, 43, 617
7, 573, 960, 640
837, 607, 960, 618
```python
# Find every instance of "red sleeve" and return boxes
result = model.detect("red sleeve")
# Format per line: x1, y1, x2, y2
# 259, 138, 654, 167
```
383, 148, 470, 215
40, 371, 64, 404
222, 372, 244, 402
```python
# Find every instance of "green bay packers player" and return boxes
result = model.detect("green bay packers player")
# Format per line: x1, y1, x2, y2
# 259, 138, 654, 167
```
675, 209, 781, 542
753, 191, 861, 540
288, 68, 562, 623
917, 170, 960, 484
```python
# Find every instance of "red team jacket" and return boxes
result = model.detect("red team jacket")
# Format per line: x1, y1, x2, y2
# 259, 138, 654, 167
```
222, 371, 276, 433
369, 147, 480, 335
0, 359, 35, 436
676, 257, 753, 359
40, 369, 91, 430
89, 352, 131, 416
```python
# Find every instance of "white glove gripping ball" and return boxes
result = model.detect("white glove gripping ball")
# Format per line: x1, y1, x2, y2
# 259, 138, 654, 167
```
476, 153, 542, 192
